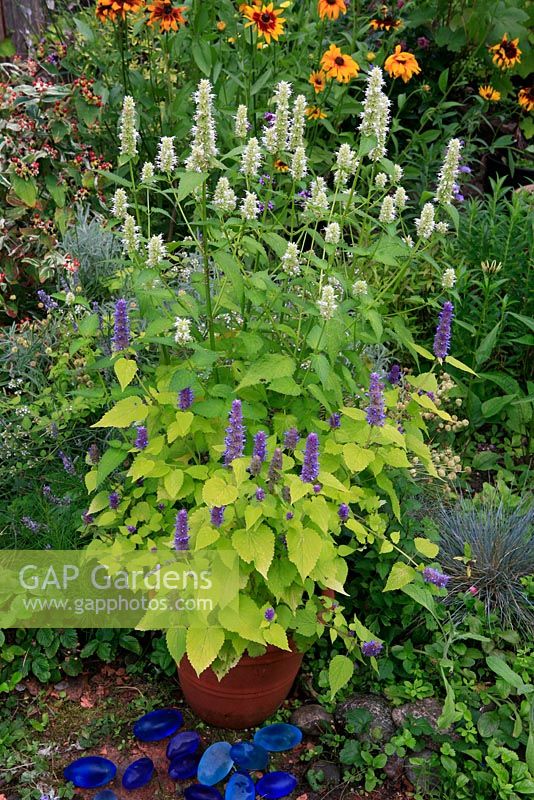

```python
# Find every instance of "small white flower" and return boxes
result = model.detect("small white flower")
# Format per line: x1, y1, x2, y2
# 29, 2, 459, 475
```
288, 94, 307, 151
415, 202, 435, 239
435, 138, 462, 205
435, 221, 449, 234
174, 317, 192, 344
119, 95, 138, 159
305, 177, 329, 216
241, 137, 263, 177
324, 221, 341, 244
402, 235, 414, 248
392, 164, 403, 183
359, 67, 391, 161
235, 104, 250, 138
375, 172, 388, 189
111, 188, 128, 219
240, 191, 260, 221
185, 79, 218, 172
281, 241, 301, 276
352, 279, 368, 296
213, 177, 237, 214
140, 162, 155, 184
379, 195, 396, 223
318, 284, 338, 320
334, 143, 358, 186
290, 146, 307, 180
122, 214, 140, 253
65, 291, 75, 305
442, 268, 456, 289
393, 186, 407, 211
147, 234, 167, 267
157, 136, 177, 173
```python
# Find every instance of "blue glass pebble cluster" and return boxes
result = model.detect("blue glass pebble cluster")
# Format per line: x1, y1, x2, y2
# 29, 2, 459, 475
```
63, 711, 301, 798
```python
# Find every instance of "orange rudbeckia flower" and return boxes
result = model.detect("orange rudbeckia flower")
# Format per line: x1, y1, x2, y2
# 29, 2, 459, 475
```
309, 70, 327, 93
489, 33, 521, 69
384, 45, 421, 83
518, 86, 534, 113
242, 2, 285, 43
478, 85, 500, 102
306, 106, 327, 119
96, 0, 144, 22
318, 0, 346, 21
147, 0, 187, 31
321, 44, 359, 83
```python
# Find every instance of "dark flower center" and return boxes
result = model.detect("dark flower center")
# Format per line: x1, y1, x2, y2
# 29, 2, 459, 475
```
261, 12, 272, 23
502, 41, 517, 58
335, 56, 344, 65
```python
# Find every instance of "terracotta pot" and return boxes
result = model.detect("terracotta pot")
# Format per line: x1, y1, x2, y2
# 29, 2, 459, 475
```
178, 645, 303, 729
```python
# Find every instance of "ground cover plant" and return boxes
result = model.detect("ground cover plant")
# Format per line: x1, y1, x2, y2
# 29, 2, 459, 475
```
0, 1, 532, 799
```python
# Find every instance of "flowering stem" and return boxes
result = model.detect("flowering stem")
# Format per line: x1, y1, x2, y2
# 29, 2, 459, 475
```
201, 181, 216, 352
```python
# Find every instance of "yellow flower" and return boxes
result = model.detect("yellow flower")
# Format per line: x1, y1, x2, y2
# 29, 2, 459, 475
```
96, 0, 144, 22
217, 19, 226, 30
317, 0, 346, 21
366, 52, 376, 62
384, 45, 421, 83
478, 85, 500, 102
274, 159, 289, 171
242, 2, 285, 44
306, 106, 327, 119
369, 15, 401, 31
320, 44, 360, 84
309, 70, 327, 94
489, 33, 521, 69
518, 86, 534, 113
147, 0, 187, 31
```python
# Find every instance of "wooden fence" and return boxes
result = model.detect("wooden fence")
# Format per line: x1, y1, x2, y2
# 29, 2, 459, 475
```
0, 0, 47, 54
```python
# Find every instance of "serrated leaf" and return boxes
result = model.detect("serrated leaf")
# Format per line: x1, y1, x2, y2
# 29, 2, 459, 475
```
286, 527, 323, 580
383, 562, 416, 591
114, 358, 137, 391
343, 443, 375, 473
186, 627, 225, 674
177, 171, 206, 202
194, 525, 220, 550
203, 477, 238, 507
264, 623, 290, 650
232, 526, 274, 579
329, 654, 354, 698
414, 538, 439, 558
164, 470, 184, 500
92, 397, 148, 428
381, 448, 411, 468
168, 411, 194, 441
245, 505, 263, 530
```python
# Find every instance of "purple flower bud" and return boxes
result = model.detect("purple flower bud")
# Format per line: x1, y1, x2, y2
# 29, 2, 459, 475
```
388, 364, 401, 385
313, 483, 322, 494
365, 373, 386, 427
264, 112, 276, 124
253, 431, 267, 462
174, 509, 189, 551
329, 412, 341, 429
338, 503, 350, 522
58, 449, 76, 475
134, 426, 148, 449
127, 525, 137, 533
423, 567, 450, 588
284, 427, 300, 451
361, 640, 383, 657
458, 165, 471, 174
255, 487, 265, 501
49, 422, 58, 439
157, 503, 165, 511
264, 607, 275, 621
112, 298, 130, 352
281, 486, 291, 503
248, 455, 262, 476
179, 387, 194, 410
22, 516, 42, 533
87, 443, 100, 464
286, 511, 294, 520
82, 511, 94, 525
210, 506, 225, 528
109, 491, 120, 510
433, 301, 454, 361
301, 433, 320, 483
224, 399, 246, 466
268, 447, 283, 490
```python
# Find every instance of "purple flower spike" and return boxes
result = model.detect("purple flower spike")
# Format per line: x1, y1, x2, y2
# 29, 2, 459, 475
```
253, 431, 267, 462
58, 450, 75, 475
210, 506, 225, 528
301, 433, 320, 483
433, 301, 454, 361
112, 298, 130, 352
255, 487, 265, 501
179, 387, 194, 410
224, 399, 246, 466
268, 447, 283, 490
87, 444, 100, 465
338, 503, 350, 522
329, 412, 341, 429
423, 567, 450, 588
365, 373, 386, 427
174, 509, 189, 551
37, 289, 58, 311
388, 364, 401, 385
134, 426, 148, 449
284, 427, 300, 450
361, 640, 383, 657
109, 491, 120, 510
264, 607, 275, 621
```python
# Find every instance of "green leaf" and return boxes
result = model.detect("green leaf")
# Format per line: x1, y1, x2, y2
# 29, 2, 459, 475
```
164, 470, 184, 500
401, 582, 437, 616
286, 527, 323, 581
526, 720, 534, 775
414, 538, 439, 558
203, 477, 238, 507
11, 176, 38, 207
186, 627, 225, 674
96, 446, 128, 488
168, 411, 194, 441
177, 172, 206, 202
0, 37, 16, 56
114, 358, 137, 391
486, 656, 529, 691
438, 677, 457, 728
481, 395, 515, 419
383, 562, 416, 592
381, 448, 411, 468
343, 443, 374, 473
329, 654, 354, 698
264, 623, 290, 650
92, 397, 148, 428
232, 525, 274, 579
237, 354, 295, 390
475, 323, 500, 366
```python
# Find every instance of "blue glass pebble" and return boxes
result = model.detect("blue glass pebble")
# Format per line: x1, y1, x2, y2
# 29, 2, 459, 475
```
133, 708, 184, 741
230, 742, 269, 771
122, 757, 155, 790
197, 742, 234, 786
94, 792, 118, 800
185, 785, 224, 800
253, 724, 302, 753
63, 756, 117, 788
256, 772, 297, 799
168, 754, 200, 780
167, 730, 201, 760
225, 772, 256, 800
